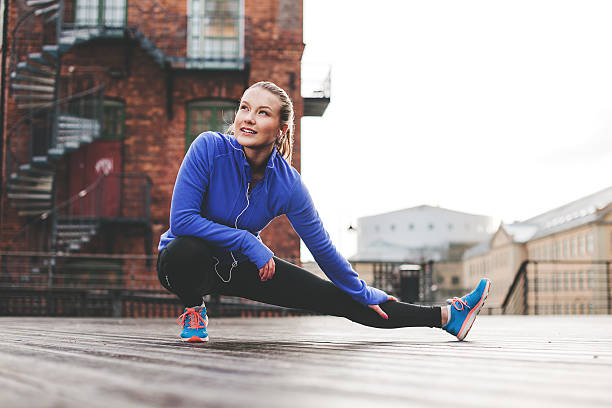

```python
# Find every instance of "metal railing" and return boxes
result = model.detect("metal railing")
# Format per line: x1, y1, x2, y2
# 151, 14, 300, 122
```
55, 172, 152, 221
4, 172, 150, 253
60, 0, 249, 69
502, 260, 612, 315
3, 80, 104, 178
0, 251, 313, 317
8, 3, 59, 77
301, 63, 331, 99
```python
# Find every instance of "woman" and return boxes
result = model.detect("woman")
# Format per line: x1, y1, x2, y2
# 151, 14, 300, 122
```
157, 81, 490, 342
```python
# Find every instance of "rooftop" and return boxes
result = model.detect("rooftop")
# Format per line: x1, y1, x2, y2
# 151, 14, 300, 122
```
523, 185, 612, 240
1, 315, 611, 407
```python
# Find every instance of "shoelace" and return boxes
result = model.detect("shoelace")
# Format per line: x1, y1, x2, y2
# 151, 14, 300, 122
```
448, 297, 471, 311
177, 308, 207, 329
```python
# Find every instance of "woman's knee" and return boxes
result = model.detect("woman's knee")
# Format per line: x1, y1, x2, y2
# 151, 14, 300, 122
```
161, 236, 214, 272
158, 236, 217, 294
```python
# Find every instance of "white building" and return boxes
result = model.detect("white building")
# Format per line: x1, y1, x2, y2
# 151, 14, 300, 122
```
350, 205, 496, 262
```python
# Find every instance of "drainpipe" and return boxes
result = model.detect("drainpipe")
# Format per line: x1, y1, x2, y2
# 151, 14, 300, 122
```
1, 0, 10, 191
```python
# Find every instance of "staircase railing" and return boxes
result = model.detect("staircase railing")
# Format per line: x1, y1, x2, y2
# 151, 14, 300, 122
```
501, 261, 529, 315
56, 172, 152, 222
4, 172, 151, 252
8, 1, 60, 76
3, 82, 104, 178
502, 260, 612, 315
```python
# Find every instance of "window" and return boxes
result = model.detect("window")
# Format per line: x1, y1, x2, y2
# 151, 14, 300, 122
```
579, 235, 585, 255
587, 233, 594, 254
448, 223, 453, 231
188, 0, 243, 68
588, 269, 595, 289
551, 244, 555, 260
186, 100, 237, 150
375, 225, 380, 233
408, 223, 414, 230
451, 276, 460, 285
390, 224, 396, 231
428, 223, 434, 231
571, 237, 577, 257
76, 0, 127, 27
101, 100, 125, 140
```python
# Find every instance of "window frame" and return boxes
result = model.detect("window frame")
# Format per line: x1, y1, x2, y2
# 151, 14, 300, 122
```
186, 0, 245, 69
75, 0, 128, 28
101, 99, 126, 141
185, 99, 238, 151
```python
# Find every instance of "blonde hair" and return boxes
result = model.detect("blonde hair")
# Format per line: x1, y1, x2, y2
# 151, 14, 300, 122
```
228, 81, 295, 164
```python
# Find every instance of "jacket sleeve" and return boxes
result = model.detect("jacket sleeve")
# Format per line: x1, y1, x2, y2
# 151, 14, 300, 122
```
285, 178, 389, 306
169, 133, 273, 269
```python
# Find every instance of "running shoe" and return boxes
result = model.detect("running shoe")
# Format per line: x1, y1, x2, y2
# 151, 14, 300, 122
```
442, 278, 491, 341
177, 306, 208, 342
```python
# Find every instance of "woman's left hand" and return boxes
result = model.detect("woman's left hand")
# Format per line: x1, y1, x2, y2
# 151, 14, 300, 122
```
368, 296, 399, 320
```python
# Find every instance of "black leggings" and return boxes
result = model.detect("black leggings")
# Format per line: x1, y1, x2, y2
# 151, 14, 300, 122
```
156, 236, 442, 329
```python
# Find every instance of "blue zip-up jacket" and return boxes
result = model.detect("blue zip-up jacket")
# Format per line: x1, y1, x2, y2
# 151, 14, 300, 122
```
158, 131, 389, 306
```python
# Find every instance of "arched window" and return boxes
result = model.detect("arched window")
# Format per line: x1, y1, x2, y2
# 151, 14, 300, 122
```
185, 100, 237, 151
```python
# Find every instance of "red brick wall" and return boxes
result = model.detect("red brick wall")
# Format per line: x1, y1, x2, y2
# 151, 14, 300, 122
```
2, 0, 305, 261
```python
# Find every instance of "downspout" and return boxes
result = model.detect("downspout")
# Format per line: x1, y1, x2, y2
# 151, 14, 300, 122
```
0, 0, 10, 228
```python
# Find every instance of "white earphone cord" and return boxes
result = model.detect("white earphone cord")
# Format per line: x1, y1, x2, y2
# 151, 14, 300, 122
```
213, 182, 250, 283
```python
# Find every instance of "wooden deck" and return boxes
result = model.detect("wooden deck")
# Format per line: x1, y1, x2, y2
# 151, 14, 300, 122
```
1, 315, 611, 407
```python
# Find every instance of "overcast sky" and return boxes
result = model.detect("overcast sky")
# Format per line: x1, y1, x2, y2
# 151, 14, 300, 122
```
299, 0, 612, 261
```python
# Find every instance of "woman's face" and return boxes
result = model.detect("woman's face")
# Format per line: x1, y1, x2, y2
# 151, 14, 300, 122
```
234, 87, 287, 152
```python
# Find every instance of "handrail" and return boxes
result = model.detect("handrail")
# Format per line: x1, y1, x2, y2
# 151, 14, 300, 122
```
2, 81, 105, 179
501, 260, 529, 314
4, 172, 151, 252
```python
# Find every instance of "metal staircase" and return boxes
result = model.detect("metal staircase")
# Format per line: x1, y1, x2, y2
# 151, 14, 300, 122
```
6, 0, 104, 253
6, 0, 241, 254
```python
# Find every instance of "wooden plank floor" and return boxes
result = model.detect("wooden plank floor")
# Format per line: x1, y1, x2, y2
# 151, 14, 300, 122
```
1, 315, 611, 407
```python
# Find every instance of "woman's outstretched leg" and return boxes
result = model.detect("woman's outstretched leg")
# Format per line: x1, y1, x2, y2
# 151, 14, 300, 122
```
217, 257, 443, 329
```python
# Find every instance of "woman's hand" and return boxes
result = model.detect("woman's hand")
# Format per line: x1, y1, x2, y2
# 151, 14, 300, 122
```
368, 296, 399, 320
259, 257, 276, 281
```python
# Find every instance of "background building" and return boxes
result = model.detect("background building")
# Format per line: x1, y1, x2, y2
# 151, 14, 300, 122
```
464, 186, 612, 313
0, 0, 329, 316
349, 205, 495, 302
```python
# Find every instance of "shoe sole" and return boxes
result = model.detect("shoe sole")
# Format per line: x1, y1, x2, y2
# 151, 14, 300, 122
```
457, 279, 490, 341
180, 335, 209, 342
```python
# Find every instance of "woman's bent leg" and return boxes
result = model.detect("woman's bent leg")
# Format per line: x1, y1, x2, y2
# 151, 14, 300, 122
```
157, 236, 218, 307
218, 257, 442, 329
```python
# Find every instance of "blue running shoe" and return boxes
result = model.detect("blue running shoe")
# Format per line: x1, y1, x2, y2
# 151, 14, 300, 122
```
442, 278, 491, 341
177, 306, 208, 342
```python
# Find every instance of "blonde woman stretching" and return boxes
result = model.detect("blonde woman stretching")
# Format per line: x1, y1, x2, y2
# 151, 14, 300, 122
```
157, 81, 490, 342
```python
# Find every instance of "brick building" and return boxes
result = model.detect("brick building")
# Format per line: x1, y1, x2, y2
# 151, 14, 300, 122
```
1, 1, 329, 274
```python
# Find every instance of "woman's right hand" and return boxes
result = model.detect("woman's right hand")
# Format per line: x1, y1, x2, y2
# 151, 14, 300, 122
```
259, 257, 276, 281
368, 296, 399, 319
